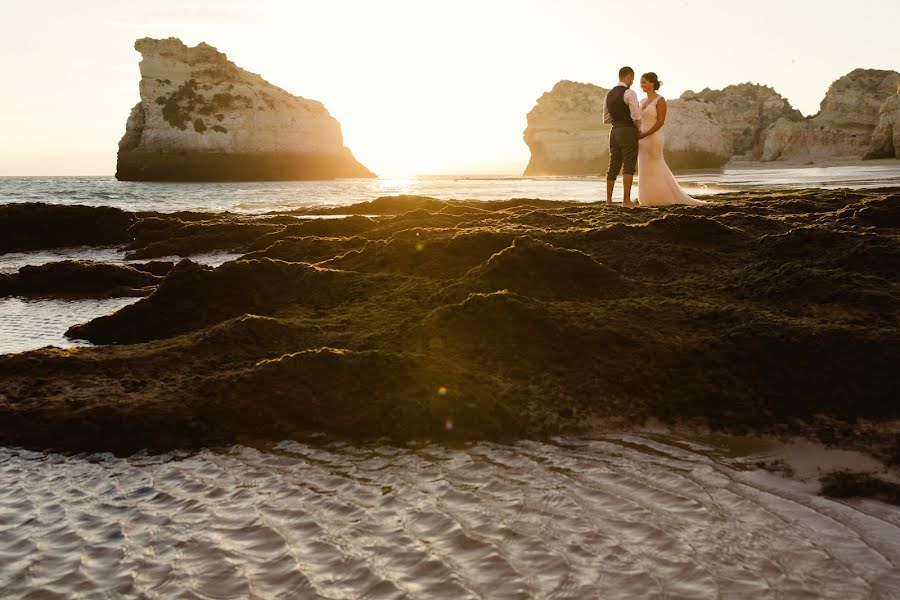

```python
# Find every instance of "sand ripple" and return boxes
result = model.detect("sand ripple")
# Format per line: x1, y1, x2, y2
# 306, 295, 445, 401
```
1, 435, 898, 598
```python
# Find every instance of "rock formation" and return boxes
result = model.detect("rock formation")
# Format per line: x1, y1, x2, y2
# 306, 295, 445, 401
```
116, 37, 374, 181
865, 94, 900, 159
656, 96, 730, 171
687, 84, 801, 159
762, 69, 900, 161
524, 69, 900, 174
522, 81, 612, 175
523, 81, 729, 175
1, 189, 899, 453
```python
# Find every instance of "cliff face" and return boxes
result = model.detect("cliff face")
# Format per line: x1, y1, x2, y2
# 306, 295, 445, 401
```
116, 38, 374, 181
523, 81, 611, 176
524, 69, 900, 175
866, 94, 900, 159
661, 96, 730, 171
761, 69, 900, 162
522, 81, 728, 175
689, 84, 801, 159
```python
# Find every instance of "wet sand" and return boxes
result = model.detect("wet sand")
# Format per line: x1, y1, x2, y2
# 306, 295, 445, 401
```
3, 434, 899, 598
0, 188, 898, 462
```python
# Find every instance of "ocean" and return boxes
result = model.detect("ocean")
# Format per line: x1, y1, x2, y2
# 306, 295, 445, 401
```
2, 163, 900, 214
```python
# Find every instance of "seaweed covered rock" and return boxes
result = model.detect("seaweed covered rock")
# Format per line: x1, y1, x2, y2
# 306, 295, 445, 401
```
0, 204, 135, 253
1, 188, 899, 453
66, 258, 382, 344
449, 237, 635, 300
0, 260, 161, 298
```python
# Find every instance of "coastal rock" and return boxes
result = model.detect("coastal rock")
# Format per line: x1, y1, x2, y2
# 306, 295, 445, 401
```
0, 204, 135, 253
2, 190, 899, 453
522, 81, 729, 174
865, 94, 900, 159
525, 69, 900, 173
523, 81, 611, 175
660, 96, 730, 170
688, 84, 801, 159
0, 261, 161, 298
762, 69, 900, 161
116, 37, 374, 181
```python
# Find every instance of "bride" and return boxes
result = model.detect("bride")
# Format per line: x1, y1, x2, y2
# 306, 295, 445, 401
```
636, 72, 706, 207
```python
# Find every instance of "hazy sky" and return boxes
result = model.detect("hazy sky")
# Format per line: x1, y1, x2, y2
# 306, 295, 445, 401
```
1, 0, 898, 176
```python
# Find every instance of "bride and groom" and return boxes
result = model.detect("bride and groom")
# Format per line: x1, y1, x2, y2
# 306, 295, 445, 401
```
604, 66, 706, 208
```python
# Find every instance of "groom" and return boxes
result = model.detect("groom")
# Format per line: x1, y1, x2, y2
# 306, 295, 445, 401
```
603, 66, 642, 208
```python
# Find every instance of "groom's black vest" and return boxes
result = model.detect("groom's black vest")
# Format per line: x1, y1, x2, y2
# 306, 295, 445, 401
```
606, 85, 636, 129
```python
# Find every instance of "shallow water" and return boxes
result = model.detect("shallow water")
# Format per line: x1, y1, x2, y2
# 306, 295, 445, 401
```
1, 166, 898, 214
0, 296, 140, 354
0, 249, 241, 353
1, 434, 898, 599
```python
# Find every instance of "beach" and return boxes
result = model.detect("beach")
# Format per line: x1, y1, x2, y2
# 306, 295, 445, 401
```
1, 176, 899, 596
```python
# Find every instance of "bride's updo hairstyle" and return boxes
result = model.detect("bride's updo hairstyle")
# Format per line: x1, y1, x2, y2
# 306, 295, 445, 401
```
642, 72, 662, 91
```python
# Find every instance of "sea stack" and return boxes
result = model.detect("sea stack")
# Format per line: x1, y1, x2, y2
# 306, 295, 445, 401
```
116, 38, 374, 181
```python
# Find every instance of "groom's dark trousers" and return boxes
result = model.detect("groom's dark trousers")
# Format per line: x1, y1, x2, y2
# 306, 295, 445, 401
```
606, 127, 639, 180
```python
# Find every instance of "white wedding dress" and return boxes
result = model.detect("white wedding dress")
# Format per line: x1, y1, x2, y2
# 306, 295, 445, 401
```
637, 95, 706, 206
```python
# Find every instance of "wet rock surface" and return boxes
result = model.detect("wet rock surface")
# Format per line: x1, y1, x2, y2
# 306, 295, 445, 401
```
0, 261, 161, 298
1, 188, 898, 453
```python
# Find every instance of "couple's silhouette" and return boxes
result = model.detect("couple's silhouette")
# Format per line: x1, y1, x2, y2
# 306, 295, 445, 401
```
604, 66, 706, 208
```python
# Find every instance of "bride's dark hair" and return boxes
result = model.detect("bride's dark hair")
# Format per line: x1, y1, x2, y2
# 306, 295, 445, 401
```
642, 72, 662, 91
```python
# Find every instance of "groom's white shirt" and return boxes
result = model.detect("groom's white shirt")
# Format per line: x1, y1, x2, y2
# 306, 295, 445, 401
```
603, 81, 642, 126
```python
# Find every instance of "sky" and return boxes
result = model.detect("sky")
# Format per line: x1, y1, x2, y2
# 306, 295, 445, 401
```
1, 0, 898, 176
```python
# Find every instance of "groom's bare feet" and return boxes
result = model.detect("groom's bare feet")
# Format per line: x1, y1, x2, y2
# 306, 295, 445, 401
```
622, 199, 637, 209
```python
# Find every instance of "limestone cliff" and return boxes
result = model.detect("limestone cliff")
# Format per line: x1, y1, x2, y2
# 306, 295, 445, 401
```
761, 69, 900, 162
116, 38, 374, 181
522, 81, 727, 175
523, 81, 611, 175
660, 95, 730, 171
688, 84, 801, 159
865, 94, 900, 159
524, 69, 900, 175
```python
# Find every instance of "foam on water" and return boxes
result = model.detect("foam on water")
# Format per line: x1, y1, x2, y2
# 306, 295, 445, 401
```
1, 435, 898, 599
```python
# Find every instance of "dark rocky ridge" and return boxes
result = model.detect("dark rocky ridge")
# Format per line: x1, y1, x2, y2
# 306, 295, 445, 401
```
0, 188, 898, 455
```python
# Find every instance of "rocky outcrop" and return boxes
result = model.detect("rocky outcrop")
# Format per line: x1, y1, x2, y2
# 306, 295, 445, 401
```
762, 69, 900, 162
865, 94, 900, 159
524, 69, 900, 174
688, 84, 801, 159
116, 37, 374, 181
523, 81, 611, 175
2, 190, 900, 453
658, 96, 730, 171
523, 81, 728, 175
0, 261, 161, 298
0, 203, 135, 253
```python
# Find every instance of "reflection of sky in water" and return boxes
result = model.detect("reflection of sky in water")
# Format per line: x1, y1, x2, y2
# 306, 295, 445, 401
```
0, 296, 140, 354
1, 165, 897, 214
